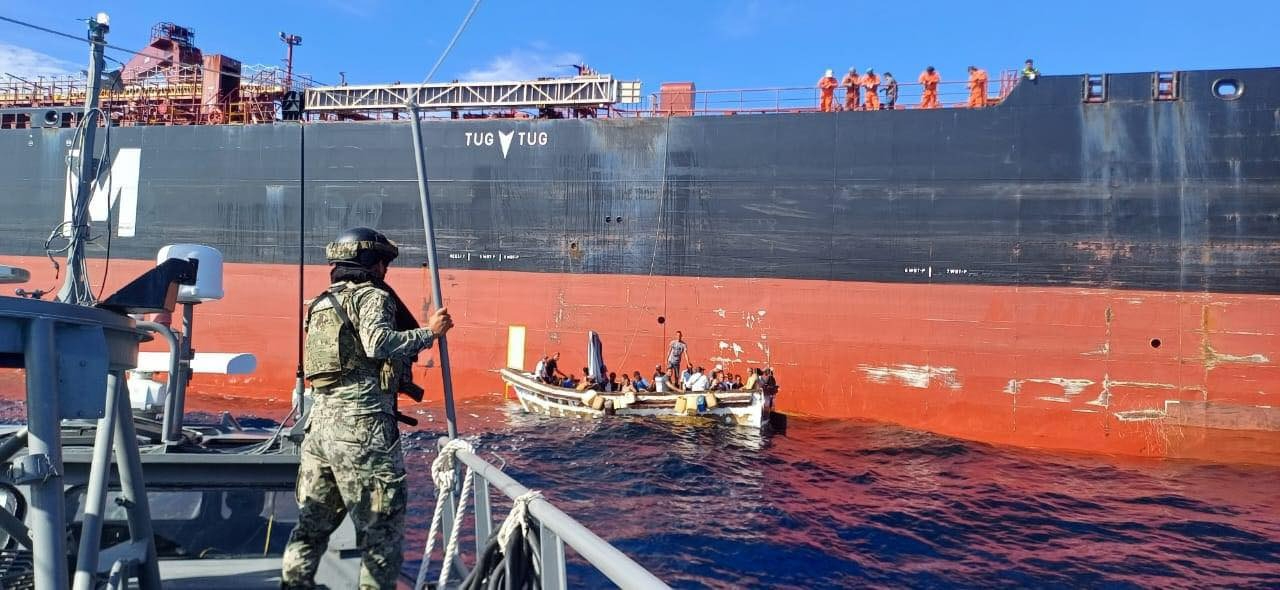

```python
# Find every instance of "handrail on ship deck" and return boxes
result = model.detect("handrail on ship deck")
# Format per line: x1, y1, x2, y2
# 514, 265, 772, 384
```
1, 69, 1018, 125
435, 437, 670, 589
621, 69, 1019, 116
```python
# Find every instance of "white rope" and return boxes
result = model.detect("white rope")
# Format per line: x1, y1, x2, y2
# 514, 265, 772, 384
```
497, 491, 542, 555
414, 438, 474, 590
437, 467, 474, 590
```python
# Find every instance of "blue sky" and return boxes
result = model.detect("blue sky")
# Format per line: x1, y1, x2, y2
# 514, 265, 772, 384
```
2, 0, 1277, 92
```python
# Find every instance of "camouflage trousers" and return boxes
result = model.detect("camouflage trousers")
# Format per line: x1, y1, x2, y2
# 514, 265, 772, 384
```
281, 410, 407, 589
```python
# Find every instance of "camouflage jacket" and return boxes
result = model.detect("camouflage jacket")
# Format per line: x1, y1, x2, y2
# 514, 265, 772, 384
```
305, 281, 435, 417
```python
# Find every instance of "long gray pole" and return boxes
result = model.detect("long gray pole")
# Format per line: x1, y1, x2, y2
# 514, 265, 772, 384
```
112, 373, 162, 590
407, 105, 458, 439
25, 318, 68, 590
58, 17, 108, 305
72, 372, 121, 590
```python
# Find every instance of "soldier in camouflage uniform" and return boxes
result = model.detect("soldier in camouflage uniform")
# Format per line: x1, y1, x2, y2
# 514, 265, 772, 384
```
281, 227, 453, 590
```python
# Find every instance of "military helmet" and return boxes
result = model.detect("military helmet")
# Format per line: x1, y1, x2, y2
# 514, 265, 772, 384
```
325, 227, 400, 267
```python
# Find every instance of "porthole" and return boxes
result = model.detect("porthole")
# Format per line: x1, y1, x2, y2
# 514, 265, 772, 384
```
1212, 78, 1242, 100
1150, 338, 1162, 349
657, 316, 666, 324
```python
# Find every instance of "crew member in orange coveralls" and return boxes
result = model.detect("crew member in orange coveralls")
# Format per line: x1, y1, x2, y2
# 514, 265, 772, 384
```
918, 66, 940, 109
861, 68, 880, 111
818, 69, 838, 112
841, 68, 860, 111
967, 65, 988, 108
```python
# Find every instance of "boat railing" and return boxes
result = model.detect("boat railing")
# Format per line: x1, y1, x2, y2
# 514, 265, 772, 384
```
621, 69, 1019, 116
418, 437, 670, 590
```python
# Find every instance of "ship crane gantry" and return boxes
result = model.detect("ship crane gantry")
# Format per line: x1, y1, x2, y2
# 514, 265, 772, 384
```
303, 75, 641, 112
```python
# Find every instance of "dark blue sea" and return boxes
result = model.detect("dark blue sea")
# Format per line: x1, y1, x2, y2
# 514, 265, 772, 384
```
400, 397, 1280, 589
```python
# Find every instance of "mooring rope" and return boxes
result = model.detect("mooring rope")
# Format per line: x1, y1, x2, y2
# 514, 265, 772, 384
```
497, 491, 542, 556
415, 437, 474, 590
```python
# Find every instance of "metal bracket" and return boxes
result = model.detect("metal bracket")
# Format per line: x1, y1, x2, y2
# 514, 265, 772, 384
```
10, 453, 58, 484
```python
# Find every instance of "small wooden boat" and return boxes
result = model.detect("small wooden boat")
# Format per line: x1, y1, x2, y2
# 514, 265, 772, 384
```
500, 368, 772, 428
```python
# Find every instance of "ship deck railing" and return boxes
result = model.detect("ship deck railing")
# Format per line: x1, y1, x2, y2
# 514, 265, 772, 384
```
615, 70, 1019, 117
425, 436, 670, 589
1, 69, 1018, 127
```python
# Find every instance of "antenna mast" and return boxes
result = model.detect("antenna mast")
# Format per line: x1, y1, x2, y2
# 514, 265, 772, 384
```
58, 12, 111, 305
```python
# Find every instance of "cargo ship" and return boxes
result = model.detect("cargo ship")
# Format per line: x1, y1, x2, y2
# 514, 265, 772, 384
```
1, 22, 1277, 464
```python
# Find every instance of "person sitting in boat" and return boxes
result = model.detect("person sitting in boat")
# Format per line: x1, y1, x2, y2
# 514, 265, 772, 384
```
687, 366, 710, 392
577, 366, 594, 391
632, 370, 650, 392
605, 371, 620, 392
732, 373, 744, 389
680, 365, 695, 390
560, 373, 577, 388
652, 366, 669, 393
745, 368, 762, 390
542, 351, 566, 383
620, 373, 637, 393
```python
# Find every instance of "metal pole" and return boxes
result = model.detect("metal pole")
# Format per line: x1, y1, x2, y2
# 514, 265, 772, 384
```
473, 476, 491, 558
73, 372, 121, 590
540, 523, 567, 590
135, 321, 181, 444
0, 499, 31, 549
59, 16, 108, 306
171, 302, 195, 436
293, 122, 307, 413
25, 318, 68, 590
407, 104, 458, 439
112, 371, 161, 590
0, 428, 28, 464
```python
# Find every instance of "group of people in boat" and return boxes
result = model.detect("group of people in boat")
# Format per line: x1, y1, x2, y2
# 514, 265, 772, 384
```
530, 330, 779, 395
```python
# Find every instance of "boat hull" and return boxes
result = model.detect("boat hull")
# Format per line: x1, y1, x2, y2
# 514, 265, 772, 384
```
2, 68, 1279, 463
1, 255, 1275, 464
501, 368, 769, 428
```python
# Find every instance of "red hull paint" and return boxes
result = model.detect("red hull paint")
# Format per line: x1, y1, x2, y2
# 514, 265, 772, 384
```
2, 255, 1277, 465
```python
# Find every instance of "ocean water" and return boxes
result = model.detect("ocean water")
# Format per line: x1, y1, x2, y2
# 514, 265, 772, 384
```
402, 398, 1280, 589
0, 397, 1274, 588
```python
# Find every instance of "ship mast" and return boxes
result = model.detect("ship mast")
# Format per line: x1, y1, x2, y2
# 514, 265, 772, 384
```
58, 13, 110, 305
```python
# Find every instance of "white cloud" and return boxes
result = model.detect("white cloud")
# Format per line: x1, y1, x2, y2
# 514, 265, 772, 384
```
0, 43, 79, 78
460, 47, 584, 82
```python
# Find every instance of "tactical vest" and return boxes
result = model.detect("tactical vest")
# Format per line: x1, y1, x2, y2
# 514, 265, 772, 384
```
304, 282, 383, 388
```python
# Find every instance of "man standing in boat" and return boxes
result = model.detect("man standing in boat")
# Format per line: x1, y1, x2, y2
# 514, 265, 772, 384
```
667, 331, 688, 391
282, 227, 454, 590
543, 351, 566, 383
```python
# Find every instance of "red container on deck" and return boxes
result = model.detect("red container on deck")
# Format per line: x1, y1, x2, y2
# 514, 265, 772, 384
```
658, 82, 696, 116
